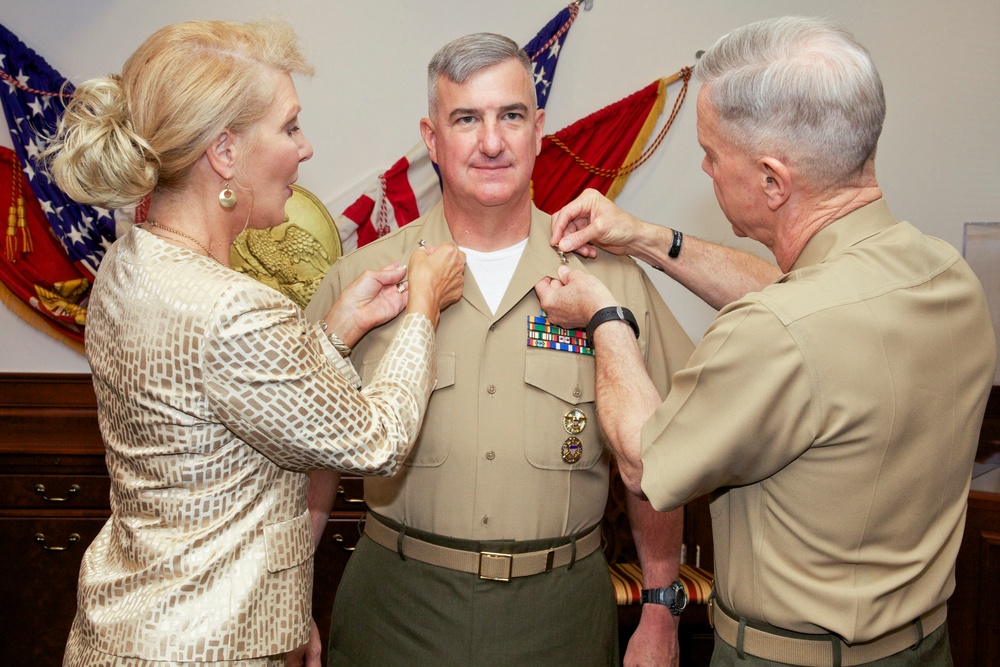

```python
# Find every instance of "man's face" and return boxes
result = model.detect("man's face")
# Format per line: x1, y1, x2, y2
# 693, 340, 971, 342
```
421, 58, 545, 211
696, 86, 767, 242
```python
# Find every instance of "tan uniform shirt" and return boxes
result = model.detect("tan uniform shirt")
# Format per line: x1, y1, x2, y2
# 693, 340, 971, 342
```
308, 202, 693, 540
640, 199, 997, 642
76, 225, 436, 662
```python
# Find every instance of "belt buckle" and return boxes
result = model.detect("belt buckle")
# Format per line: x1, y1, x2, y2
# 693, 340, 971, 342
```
478, 551, 513, 582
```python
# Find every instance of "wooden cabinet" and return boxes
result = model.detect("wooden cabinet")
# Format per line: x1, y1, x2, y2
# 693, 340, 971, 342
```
950, 490, 1000, 666
949, 386, 1000, 666
0, 374, 106, 667
311, 478, 367, 665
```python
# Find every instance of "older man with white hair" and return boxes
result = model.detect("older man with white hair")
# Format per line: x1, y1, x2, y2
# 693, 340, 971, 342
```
537, 16, 996, 667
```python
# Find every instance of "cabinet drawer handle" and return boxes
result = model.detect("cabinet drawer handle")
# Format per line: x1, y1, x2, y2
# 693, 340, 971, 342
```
34, 532, 81, 552
34, 483, 81, 503
336, 485, 365, 504
331, 533, 356, 552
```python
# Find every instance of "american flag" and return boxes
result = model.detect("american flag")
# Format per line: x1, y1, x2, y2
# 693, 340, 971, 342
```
335, 2, 583, 252
0, 22, 116, 281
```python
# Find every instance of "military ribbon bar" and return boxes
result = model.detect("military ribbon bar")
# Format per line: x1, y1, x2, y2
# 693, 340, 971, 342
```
527, 314, 593, 355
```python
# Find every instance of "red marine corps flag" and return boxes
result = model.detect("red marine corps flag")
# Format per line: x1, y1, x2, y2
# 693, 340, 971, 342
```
532, 68, 692, 214
0, 146, 87, 351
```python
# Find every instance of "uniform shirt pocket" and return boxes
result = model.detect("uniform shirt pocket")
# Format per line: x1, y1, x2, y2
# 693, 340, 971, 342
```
363, 352, 456, 467
523, 348, 601, 470
263, 509, 315, 574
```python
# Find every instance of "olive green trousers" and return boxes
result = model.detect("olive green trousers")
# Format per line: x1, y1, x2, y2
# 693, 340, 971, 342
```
328, 530, 619, 666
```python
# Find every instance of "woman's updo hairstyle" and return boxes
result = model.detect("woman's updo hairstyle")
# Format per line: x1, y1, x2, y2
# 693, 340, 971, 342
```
45, 19, 313, 210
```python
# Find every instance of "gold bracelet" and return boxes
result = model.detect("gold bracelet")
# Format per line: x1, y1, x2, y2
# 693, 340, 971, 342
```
319, 321, 352, 357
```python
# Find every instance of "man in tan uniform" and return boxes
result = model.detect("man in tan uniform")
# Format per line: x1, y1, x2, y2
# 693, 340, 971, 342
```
536, 16, 996, 667
305, 33, 694, 666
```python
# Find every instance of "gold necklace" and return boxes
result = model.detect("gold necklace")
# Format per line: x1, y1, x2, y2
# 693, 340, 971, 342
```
146, 219, 225, 264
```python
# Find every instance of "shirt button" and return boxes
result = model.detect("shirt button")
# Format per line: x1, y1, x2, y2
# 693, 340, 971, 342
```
487, 384, 496, 394
486, 451, 495, 460
573, 384, 582, 398
483, 516, 490, 525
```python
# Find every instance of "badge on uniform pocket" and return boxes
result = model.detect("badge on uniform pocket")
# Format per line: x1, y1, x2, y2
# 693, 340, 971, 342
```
561, 437, 583, 464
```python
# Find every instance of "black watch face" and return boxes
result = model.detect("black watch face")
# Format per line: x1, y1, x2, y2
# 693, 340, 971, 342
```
676, 586, 688, 610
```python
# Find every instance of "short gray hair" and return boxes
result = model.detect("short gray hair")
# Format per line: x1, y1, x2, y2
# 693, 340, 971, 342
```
427, 32, 535, 118
696, 16, 885, 187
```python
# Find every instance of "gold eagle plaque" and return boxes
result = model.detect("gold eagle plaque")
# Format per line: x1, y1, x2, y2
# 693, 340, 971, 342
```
229, 185, 342, 308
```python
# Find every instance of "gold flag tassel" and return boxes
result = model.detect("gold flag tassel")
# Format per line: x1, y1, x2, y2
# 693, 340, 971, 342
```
5, 154, 31, 261
18, 194, 31, 253
5, 196, 16, 262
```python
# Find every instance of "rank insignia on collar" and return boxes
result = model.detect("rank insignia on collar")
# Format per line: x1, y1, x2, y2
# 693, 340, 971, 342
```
526, 312, 593, 355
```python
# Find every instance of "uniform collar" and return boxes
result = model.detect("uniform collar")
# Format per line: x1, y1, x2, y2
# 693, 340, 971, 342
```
790, 198, 897, 271
420, 201, 568, 320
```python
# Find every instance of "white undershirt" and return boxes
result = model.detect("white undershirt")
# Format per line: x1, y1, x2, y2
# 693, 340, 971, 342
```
460, 238, 528, 314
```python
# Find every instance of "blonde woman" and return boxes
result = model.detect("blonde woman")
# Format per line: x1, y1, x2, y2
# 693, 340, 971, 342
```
45, 19, 463, 667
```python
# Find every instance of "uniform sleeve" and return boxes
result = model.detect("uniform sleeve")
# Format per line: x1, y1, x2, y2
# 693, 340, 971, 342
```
639, 298, 818, 511
635, 270, 695, 400
202, 282, 435, 475
303, 261, 340, 323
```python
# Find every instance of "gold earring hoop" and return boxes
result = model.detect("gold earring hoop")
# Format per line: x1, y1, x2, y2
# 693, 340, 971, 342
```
219, 182, 237, 209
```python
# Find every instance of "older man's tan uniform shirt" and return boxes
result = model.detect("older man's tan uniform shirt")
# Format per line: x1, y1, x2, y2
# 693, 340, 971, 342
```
640, 199, 996, 643
308, 202, 693, 540
70, 225, 436, 663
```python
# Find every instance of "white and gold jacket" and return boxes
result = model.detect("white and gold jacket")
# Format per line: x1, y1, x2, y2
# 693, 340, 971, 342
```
72, 224, 435, 662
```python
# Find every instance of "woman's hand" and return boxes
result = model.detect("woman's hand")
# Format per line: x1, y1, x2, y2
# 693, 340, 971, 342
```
284, 617, 322, 667
404, 242, 465, 328
322, 263, 408, 348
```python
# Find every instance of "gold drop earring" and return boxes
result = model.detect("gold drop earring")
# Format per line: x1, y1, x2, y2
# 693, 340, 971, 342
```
219, 181, 237, 209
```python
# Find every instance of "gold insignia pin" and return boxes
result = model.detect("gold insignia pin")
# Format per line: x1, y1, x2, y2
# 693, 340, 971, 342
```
562, 437, 583, 464
563, 409, 587, 435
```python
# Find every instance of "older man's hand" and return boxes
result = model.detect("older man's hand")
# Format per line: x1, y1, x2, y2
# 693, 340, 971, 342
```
534, 265, 617, 331
550, 188, 649, 259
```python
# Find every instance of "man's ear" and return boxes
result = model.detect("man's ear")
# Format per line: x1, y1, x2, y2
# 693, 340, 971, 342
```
205, 129, 237, 180
760, 157, 791, 211
534, 108, 545, 156
419, 118, 437, 164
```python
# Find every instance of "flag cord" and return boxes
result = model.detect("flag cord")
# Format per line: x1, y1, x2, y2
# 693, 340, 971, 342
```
0, 69, 73, 98
530, 4, 580, 64
543, 66, 692, 180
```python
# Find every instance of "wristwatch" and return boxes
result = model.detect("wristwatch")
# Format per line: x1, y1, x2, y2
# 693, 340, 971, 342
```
640, 581, 688, 615
585, 305, 639, 343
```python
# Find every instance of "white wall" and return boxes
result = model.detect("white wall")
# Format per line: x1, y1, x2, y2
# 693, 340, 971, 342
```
1, 0, 998, 373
